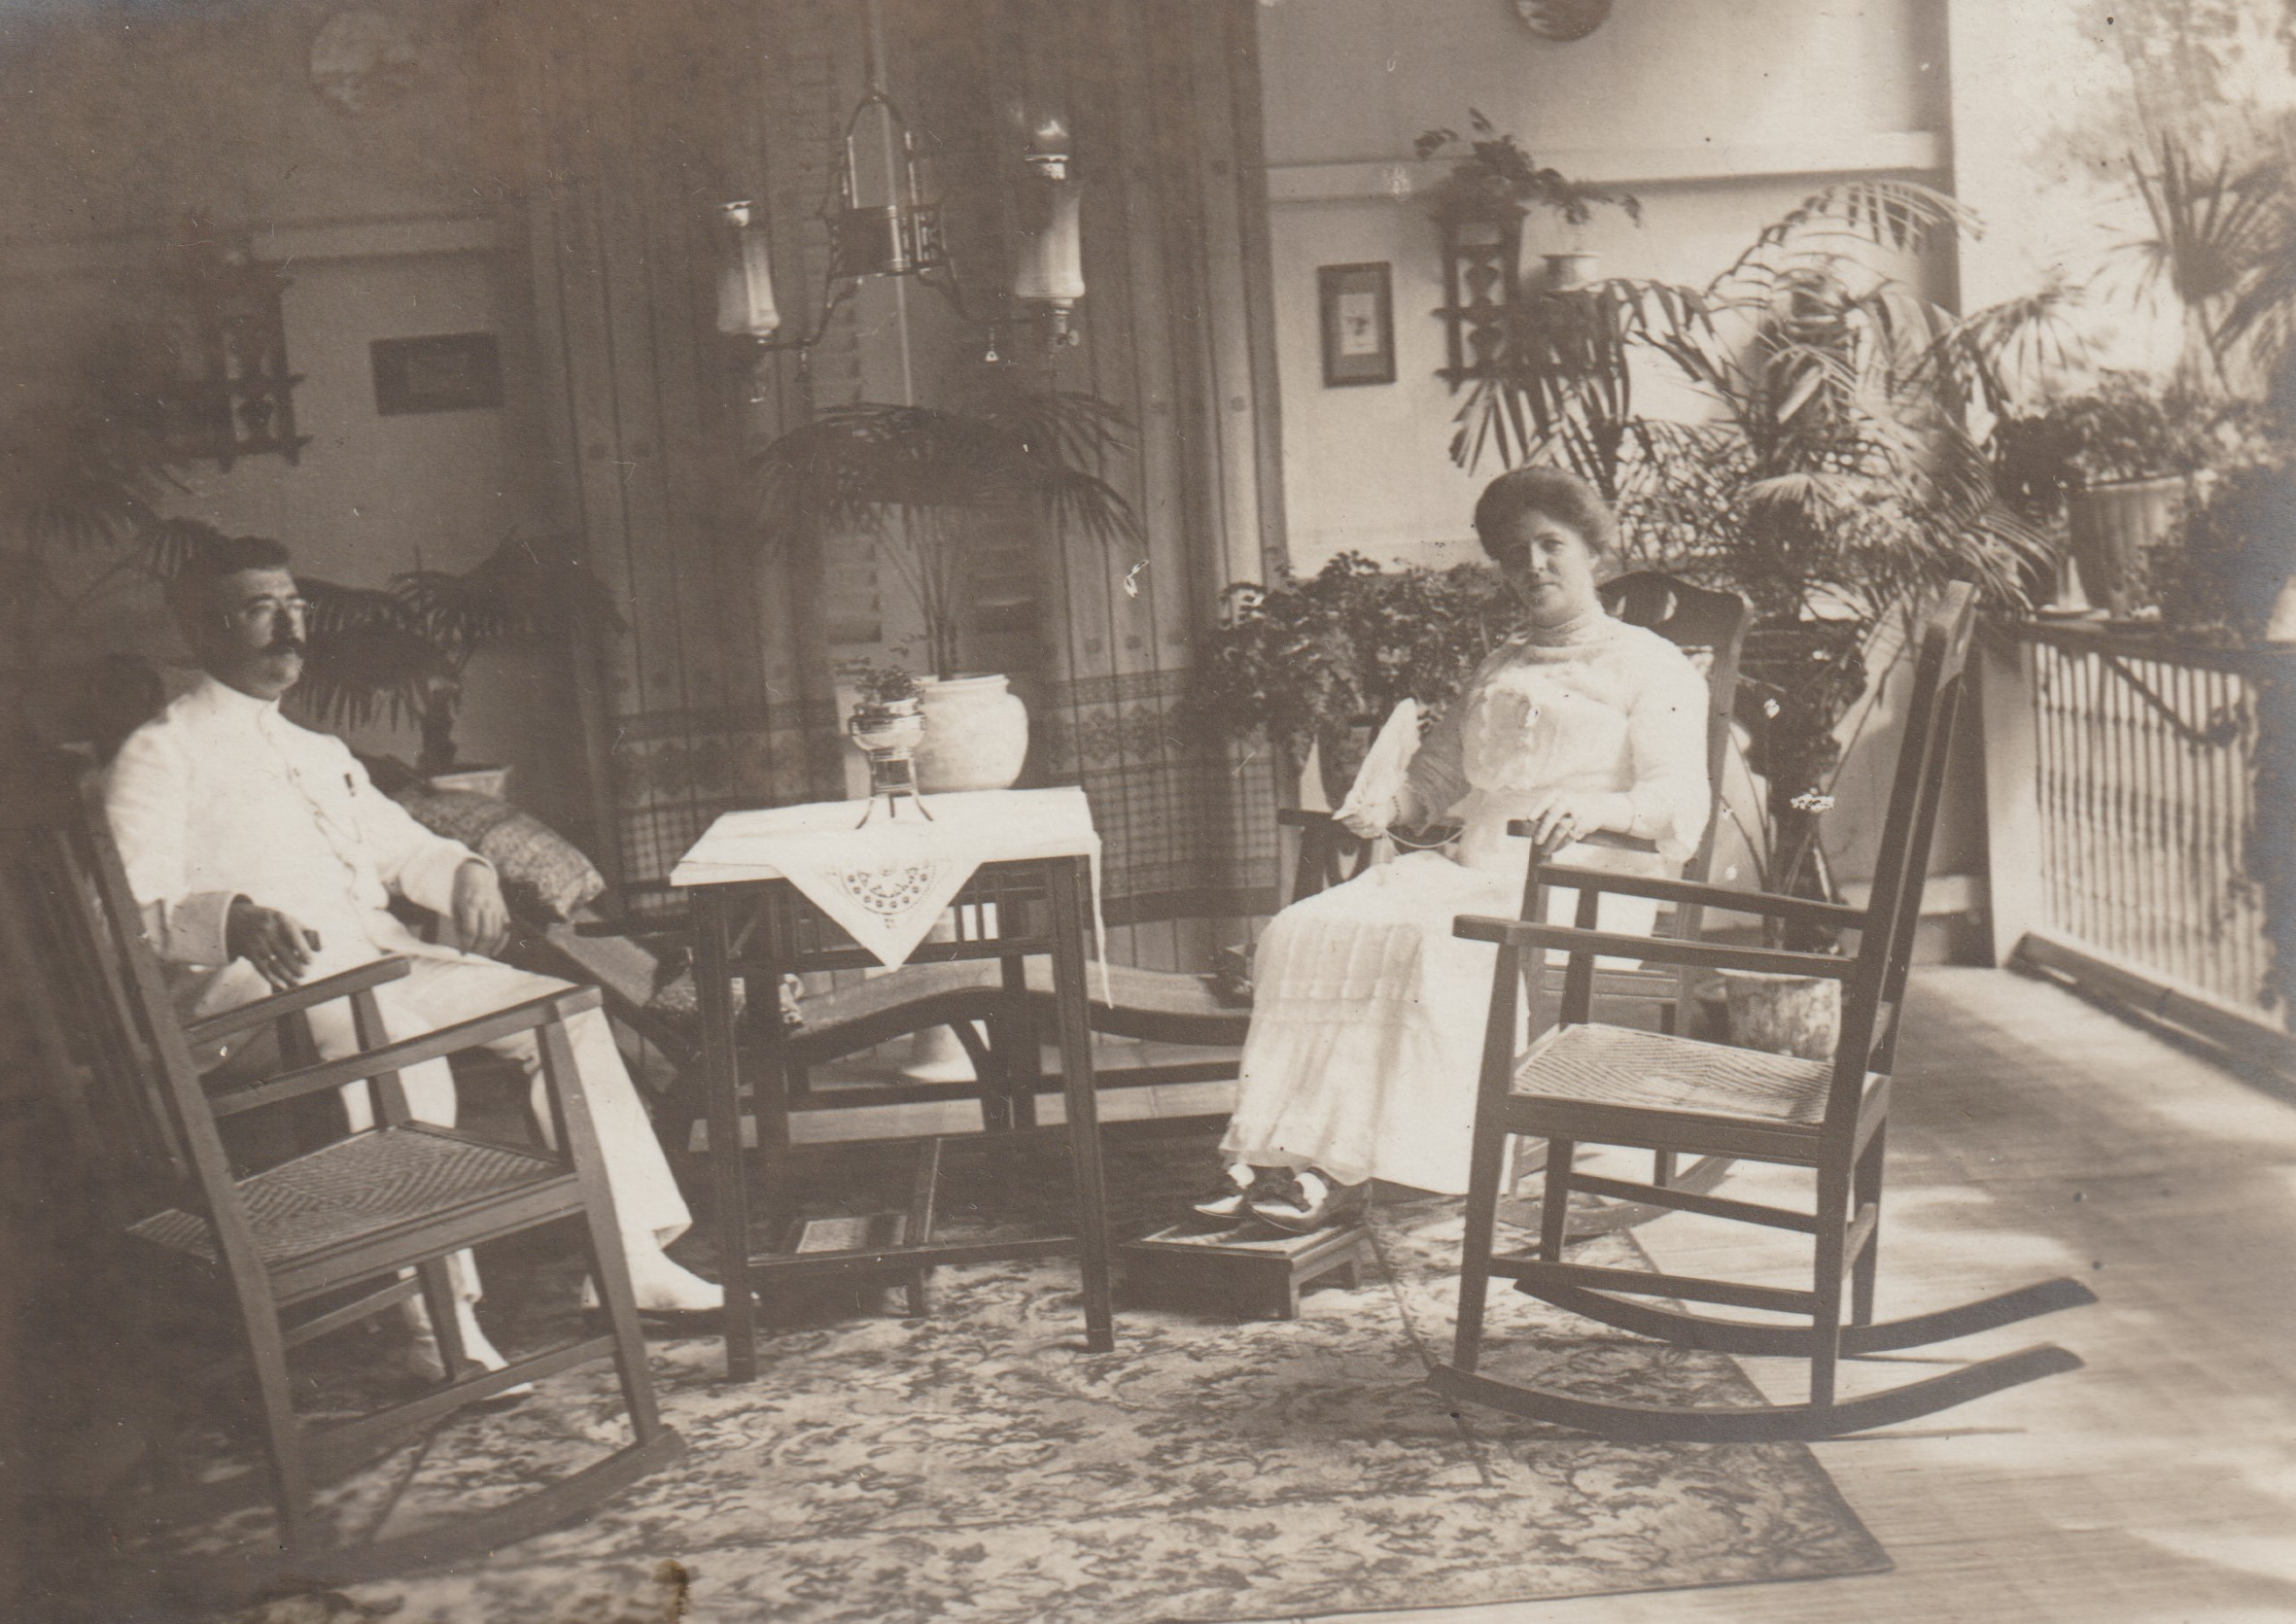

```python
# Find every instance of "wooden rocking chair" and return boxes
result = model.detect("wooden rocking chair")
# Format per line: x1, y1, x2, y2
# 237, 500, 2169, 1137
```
0, 750, 682, 1596
1432, 584, 2097, 1441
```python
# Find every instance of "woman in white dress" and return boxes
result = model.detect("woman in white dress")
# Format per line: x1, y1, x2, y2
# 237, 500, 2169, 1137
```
1200, 467, 1712, 1232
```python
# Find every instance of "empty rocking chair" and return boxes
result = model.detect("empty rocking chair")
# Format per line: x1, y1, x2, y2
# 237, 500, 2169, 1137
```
1431, 584, 2097, 1441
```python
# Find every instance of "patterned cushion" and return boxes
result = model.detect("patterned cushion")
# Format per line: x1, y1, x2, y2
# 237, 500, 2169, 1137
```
391, 786, 607, 924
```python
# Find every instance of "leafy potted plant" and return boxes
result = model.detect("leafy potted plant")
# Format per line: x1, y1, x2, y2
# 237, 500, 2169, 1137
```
1987, 372, 2243, 618
1188, 552, 1516, 803
845, 659, 924, 745
1414, 110, 1642, 289
753, 382, 1143, 794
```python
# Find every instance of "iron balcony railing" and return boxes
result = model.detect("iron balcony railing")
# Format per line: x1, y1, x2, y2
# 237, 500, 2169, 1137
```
1991, 620, 2295, 1056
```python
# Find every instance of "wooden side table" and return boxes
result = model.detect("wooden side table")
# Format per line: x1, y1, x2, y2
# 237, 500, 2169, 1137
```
677, 803, 1114, 1381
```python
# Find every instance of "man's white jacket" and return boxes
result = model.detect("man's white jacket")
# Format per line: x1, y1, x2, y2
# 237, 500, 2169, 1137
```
104, 674, 488, 1010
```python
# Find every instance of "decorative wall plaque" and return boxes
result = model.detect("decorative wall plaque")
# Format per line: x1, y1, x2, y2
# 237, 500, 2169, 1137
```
1514, 0, 1614, 42
309, 8, 423, 115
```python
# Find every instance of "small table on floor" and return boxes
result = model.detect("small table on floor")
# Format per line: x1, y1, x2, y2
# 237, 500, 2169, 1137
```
671, 787, 1115, 1380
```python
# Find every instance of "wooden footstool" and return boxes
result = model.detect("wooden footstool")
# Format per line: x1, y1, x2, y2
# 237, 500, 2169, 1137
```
1121, 1221, 1371, 1320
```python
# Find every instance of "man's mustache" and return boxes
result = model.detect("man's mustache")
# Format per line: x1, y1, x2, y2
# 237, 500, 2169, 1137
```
263, 636, 308, 657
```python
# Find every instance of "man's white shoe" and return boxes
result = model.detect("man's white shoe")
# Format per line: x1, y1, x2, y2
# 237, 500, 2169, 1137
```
581, 1246, 724, 1316
404, 1298, 535, 1397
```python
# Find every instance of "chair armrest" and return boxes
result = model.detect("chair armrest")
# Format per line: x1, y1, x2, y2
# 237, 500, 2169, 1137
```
206, 985, 604, 1120
183, 958, 415, 1045
577, 878, 690, 937
1506, 820, 1661, 857
1277, 807, 1461, 846
1451, 913, 1853, 980
1532, 863, 1868, 933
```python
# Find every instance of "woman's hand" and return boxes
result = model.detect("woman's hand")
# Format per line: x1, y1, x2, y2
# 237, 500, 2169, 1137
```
1338, 782, 1424, 842
1523, 789, 1628, 851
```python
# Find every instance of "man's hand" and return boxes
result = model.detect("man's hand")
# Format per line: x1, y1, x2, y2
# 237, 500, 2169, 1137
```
226, 897, 322, 989
451, 860, 510, 958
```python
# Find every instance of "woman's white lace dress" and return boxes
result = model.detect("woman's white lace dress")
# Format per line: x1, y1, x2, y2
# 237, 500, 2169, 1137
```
1219, 613, 1711, 1193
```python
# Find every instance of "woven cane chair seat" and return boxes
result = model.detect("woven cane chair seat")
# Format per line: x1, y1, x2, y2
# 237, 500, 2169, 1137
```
130, 1127, 561, 1266
1512, 1023, 1865, 1127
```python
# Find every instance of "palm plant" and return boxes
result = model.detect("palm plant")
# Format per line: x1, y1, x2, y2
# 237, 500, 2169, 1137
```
0, 328, 189, 680
294, 535, 623, 777
2122, 126, 2296, 401
753, 384, 1144, 680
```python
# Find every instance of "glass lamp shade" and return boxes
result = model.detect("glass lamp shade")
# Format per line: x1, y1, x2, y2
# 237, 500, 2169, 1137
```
1023, 112, 1071, 182
716, 202, 782, 338
1013, 179, 1085, 308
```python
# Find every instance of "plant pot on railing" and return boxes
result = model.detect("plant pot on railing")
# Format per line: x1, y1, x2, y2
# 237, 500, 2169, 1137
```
913, 674, 1029, 794
2065, 474, 2195, 619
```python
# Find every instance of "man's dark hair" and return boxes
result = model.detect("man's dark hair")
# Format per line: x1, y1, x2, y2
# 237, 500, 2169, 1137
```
160, 521, 294, 618
1472, 466, 1618, 559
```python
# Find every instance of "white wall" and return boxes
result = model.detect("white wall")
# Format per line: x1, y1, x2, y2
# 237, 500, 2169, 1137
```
1256, 0, 1950, 572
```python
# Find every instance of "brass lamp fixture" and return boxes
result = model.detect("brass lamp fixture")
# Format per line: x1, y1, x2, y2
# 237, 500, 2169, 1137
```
716, 0, 1086, 371
830, 86, 946, 282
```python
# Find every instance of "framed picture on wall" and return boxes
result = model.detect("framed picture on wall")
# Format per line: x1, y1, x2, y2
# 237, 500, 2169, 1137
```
1319, 262, 1395, 387
371, 331, 504, 415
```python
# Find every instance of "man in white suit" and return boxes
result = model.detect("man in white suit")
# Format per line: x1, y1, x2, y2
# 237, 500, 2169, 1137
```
105, 533, 720, 1375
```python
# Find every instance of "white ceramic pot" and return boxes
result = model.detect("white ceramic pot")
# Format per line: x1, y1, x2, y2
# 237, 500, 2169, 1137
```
1543, 250, 1600, 291
1718, 967, 1841, 1062
914, 674, 1029, 793
2265, 575, 2296, 644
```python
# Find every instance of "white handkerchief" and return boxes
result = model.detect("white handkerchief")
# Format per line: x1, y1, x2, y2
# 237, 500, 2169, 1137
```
1333, 699, 1420, 834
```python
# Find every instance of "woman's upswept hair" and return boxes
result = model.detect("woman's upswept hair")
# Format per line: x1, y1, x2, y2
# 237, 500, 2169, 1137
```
1472, 466, 1618, 559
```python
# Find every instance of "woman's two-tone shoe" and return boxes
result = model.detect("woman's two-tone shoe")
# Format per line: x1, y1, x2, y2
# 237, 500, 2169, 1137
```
1188, 1161, 1272, 1227
1247, 1169, 1369, 1234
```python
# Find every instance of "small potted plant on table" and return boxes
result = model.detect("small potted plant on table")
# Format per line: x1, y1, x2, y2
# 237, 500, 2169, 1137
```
845, 660, 929, 815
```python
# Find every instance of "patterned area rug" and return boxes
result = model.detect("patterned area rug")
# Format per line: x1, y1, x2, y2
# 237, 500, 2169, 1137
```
148, 1130, 1888, 1623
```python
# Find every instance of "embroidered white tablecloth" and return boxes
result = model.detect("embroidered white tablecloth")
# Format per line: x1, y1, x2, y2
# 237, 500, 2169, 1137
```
670, 787, 1102, 970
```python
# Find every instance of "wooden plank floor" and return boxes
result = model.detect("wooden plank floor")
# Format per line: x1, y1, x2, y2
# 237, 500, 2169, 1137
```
1326, 967, 2296, 1624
